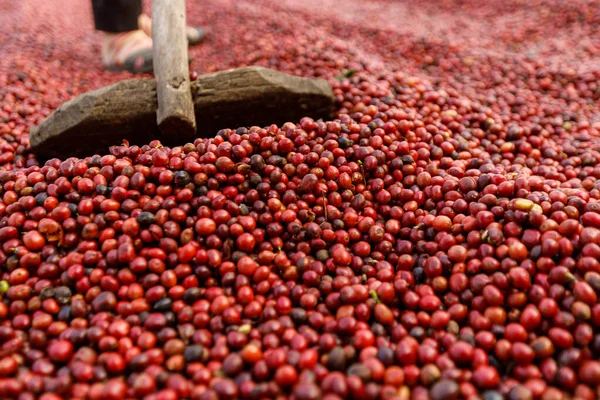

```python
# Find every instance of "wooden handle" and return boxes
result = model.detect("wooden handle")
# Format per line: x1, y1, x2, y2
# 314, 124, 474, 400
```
151, 0, 196, 137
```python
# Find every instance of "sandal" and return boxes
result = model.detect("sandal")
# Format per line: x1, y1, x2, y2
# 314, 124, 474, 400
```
102, 30, 154, 74
105, 48, 154, 73
187, 27, 207, 46
102, 28, 195, 74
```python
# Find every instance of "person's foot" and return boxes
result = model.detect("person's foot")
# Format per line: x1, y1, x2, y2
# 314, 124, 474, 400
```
138, 14, 206, 45
102, 30, 154, 73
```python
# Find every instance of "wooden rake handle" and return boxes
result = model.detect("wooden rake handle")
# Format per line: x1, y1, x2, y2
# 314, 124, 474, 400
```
152, 0, 196, 137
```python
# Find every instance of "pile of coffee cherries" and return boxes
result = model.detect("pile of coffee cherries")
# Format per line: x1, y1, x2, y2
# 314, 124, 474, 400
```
1, 0, 600, 399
